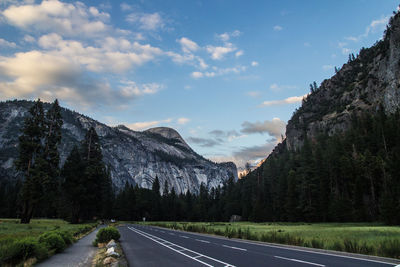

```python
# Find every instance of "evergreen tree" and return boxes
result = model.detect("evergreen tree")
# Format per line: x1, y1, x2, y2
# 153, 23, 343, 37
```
16, 99, 45, 224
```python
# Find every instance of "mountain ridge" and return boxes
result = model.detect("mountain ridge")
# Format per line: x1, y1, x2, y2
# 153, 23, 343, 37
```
0, 99, 237, 194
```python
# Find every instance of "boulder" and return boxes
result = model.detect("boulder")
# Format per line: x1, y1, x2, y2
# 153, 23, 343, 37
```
106, 239, 117, 248
103, 256, 117, 265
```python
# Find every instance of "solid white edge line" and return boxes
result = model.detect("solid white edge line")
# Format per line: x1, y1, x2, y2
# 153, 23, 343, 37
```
275, 255, 325, 267
128, 226, 236, 267
149, 226, 397, 266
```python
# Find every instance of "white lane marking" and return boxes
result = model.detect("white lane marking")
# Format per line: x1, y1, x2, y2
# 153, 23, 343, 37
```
128, 226, 236, 267
275, 256, 325, 267
169, 233, 175, 235
152, 226, 396, 266
222, 245, 247, 251
160, 231, 165, 233
180, 235, 190, 239
195, 239, 211, 244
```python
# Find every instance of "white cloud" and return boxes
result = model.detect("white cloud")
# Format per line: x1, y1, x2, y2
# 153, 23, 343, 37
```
273, 25, 283, 31
251, 61, 258, 67
2, 0, 110, 37
190, 65, 246, 79
23, 35, 35, 43
206, 42, 236, 60
0, 38, 16, 48
322, 64, 334, 71
126, 12, 164, 31
119, 81, 162, 97
235, 50, 244, 57
260, 94, 307, 106
342, 47, 352, 55
241, 118, 286, 140
120, 3, 132, 11
37, 34, 162, 73
344, 15, 390, 42
191, 71, 203, 78
125, 118, 172, 131
178, 37, 199, 53
269, 83, 297, 92
247, 91, 261, 97
177, 117, 190, 125
216, 30, 241, 42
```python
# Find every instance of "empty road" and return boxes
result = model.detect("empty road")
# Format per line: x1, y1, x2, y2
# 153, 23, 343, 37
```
119, 224, 400, 267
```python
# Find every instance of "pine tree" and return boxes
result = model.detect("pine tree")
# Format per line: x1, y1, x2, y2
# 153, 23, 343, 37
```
16, 99, 45, 224
61, 146, 85, 223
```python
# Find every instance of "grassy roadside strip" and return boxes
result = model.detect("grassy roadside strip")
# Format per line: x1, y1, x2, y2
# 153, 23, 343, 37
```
140, 221, 400, 259
0, 219, 98, 266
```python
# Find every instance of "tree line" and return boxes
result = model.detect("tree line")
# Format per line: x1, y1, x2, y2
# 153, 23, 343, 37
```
0, 99, 112, 224
1, 100, 399, 225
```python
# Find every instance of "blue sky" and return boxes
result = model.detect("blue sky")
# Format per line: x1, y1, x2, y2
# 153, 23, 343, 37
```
0, 0, 397, 169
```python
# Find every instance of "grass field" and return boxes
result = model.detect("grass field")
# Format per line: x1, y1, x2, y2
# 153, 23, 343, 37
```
0, 219, 97, 266
140, 221, 400, 259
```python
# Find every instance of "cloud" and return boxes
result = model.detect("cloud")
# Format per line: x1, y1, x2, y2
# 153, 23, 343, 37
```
190, 65, 246, 79
235, 50, 243, 57
119, 80, 162, 96
126, 12, 164, 31
0, 38, 16, 48
269, 83, 297, 92
191, 71, 203, 78
251, 61, 258, 67
345, 15, 390, 42
260, 94, 307, 106
231, 142, 277, 168
206, 42, 236, 60
322, 64, 334, 71
241, 118, 286, 139
125, 118, 172, 131
178, 37, 199, 53
23, 35, 35, 43
216, 30, 241, 42
247, 91, 261, 97
177, 117, 190, 125
273, 25, 283, 31
187, 137, 220, 147
120, 3, 132, 11
37, 34, 162, 73
2, 0, 110, 37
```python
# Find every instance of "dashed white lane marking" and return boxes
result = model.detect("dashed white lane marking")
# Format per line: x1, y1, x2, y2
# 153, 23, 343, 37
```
195, 239, 210, 244
169, 233, 175, 235
180, 235, 190, 239
222, 245, 247, 251
128, 226, 236, 267
274, 256, 325, 267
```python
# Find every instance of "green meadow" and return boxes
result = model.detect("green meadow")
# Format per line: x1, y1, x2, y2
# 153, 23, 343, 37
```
0, 219, 96, 266
141, 221, 400, 259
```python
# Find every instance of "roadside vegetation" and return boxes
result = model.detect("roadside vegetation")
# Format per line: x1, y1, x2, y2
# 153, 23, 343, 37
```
0, 219, 96, 266
141, 221, 400, 259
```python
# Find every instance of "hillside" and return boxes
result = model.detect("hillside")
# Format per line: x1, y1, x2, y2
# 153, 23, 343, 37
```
238, 11, 400, 224
0, 100, 237, 194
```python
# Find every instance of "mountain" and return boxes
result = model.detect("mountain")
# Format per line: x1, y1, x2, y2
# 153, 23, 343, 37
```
285, 14, 400, 151
237, 11, 400, 223
0, 100, 237, 194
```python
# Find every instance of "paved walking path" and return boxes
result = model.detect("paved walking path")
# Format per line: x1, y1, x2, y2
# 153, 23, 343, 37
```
36, 227, 102, 267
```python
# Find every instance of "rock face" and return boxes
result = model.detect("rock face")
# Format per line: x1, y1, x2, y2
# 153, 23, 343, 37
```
285, 13, 400, 151
0, 100, 237, 194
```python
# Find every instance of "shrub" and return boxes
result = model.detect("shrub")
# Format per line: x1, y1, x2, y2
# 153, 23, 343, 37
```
93, 227, 120, 246
1, 237, 48, 264
38, 232, 66, 252
54, 230, 75, 245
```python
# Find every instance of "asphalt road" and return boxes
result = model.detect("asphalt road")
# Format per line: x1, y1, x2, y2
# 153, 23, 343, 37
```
119, 224, 400, 267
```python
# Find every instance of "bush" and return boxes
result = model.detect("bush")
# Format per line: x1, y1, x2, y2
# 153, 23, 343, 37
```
1, 237, 48, 264
93, 227, 120, 246
38, 232, 66, 252
54, 230, 75, 245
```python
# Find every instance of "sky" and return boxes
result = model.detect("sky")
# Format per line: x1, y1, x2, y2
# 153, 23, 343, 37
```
0, 0, 398, 169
